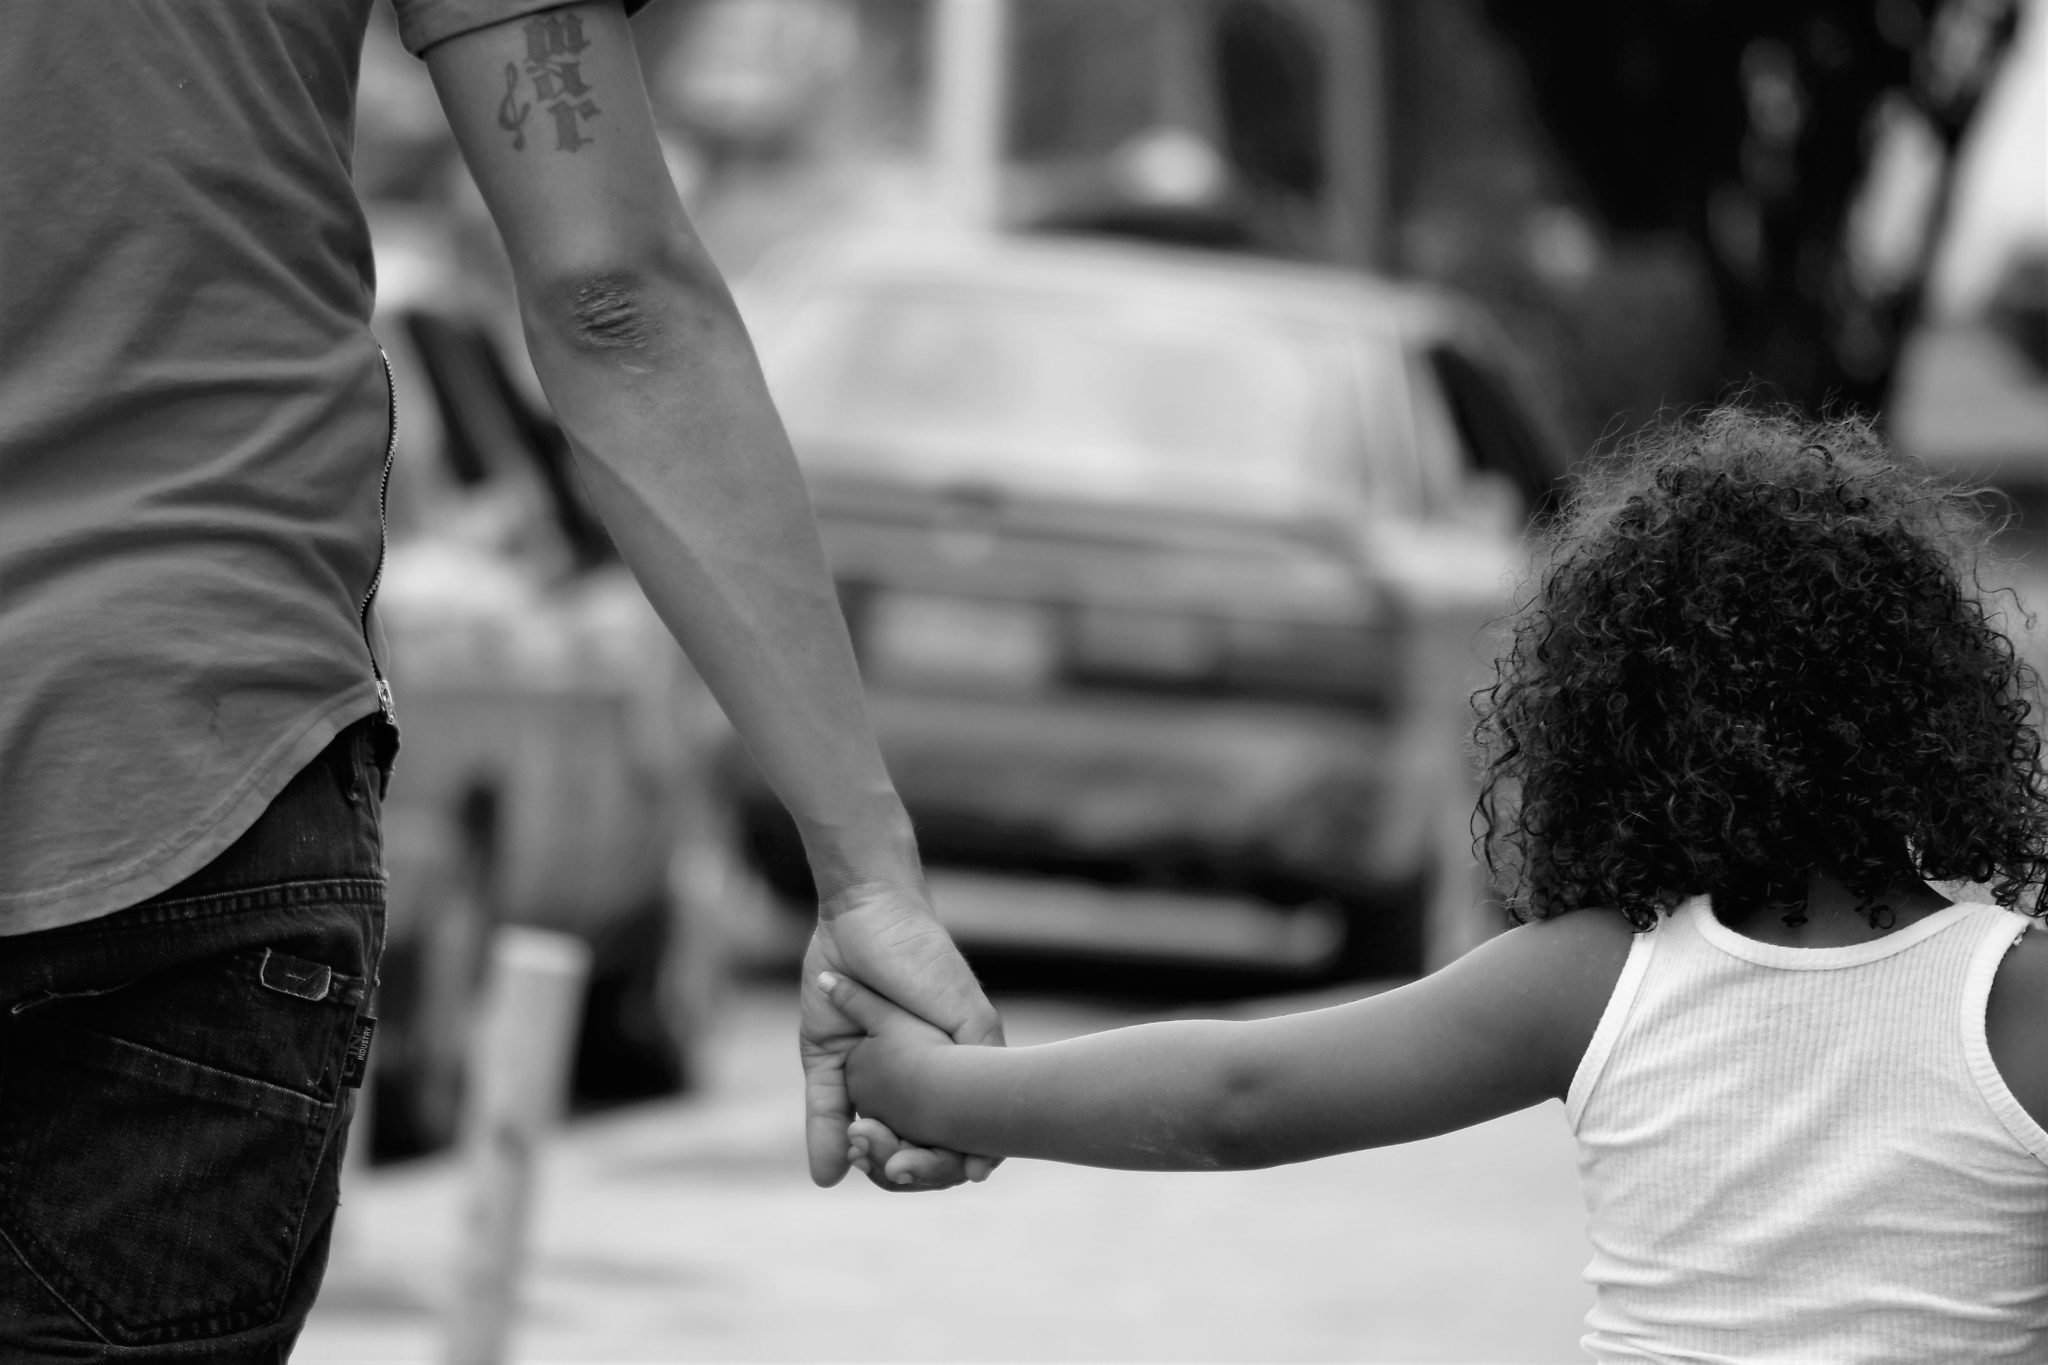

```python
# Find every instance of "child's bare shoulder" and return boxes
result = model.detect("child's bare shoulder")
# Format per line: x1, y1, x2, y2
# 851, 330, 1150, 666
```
1518, 906, 1642, 949
1506, 907, 1640, 990
1446, 908, 1636, 1003
1987, 921, 2048, 1132
1460, 909, 1638, 1099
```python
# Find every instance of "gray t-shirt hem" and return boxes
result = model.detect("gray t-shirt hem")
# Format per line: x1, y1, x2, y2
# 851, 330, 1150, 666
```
0, 687, 384, 935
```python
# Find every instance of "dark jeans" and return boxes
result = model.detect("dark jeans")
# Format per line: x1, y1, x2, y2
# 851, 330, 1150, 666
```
0, 717, 391, 1362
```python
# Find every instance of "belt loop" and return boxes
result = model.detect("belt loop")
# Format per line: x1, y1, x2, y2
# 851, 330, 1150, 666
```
368, 714, 400, 801
340, 733, 364, 809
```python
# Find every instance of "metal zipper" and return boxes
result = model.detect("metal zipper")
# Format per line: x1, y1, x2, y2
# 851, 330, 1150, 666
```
359, 347, 398, 722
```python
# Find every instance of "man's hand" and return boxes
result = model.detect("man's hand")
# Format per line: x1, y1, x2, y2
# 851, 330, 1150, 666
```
799, 880, 1003, 1189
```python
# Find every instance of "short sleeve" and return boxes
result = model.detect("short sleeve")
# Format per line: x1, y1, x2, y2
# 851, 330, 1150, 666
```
390, 0, 659, 58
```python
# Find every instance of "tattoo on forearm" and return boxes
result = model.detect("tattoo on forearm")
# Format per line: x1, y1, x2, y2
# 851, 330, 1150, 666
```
496, 12, 601, 153
498, 63, 530, 149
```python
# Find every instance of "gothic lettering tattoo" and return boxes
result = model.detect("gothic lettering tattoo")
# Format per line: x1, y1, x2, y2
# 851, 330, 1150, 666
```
498, 12, 601, 152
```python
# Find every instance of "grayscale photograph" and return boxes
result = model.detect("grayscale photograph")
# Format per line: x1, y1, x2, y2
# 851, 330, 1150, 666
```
1, 1, 2044, 1362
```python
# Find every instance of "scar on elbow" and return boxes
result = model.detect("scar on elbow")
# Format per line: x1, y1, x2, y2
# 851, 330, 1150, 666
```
563, 274, 657, 352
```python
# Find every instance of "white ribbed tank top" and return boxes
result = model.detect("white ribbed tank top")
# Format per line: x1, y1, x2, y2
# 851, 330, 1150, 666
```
1568, 897, 2048, 1363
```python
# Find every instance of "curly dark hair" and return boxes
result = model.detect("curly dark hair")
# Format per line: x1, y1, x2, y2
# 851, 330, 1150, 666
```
1474, 406, 2048, 930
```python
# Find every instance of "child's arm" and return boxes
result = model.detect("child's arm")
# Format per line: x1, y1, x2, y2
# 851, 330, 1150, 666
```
829, 910, 1633, 1172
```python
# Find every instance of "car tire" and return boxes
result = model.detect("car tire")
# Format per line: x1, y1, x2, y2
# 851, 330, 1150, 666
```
1330, 871, 1431, 981
573, 828, 736, 1101
372, 805, 494, 1159
573, 894, 687, 1101
1332, 844, 1505, 982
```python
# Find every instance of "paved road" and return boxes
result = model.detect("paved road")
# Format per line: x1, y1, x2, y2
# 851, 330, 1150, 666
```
299, 977, 1595, 1363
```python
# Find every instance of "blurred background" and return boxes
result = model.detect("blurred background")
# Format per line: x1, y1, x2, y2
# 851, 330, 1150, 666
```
307, 0, 2048, 1358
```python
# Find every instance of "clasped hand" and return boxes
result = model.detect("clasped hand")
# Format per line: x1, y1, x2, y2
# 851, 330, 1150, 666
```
798, 880, 1001, 1191
816, 969, 961, 1181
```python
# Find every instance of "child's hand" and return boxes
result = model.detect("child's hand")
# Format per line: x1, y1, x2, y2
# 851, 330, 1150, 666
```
817, 970, 957, 1168
847, 1115, 925, 1186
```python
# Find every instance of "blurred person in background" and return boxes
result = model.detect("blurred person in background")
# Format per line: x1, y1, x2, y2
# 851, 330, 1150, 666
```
0, 2, 997, 1359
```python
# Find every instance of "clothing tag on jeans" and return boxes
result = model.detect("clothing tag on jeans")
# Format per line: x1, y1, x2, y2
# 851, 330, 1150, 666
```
342, 1016, 376, 1089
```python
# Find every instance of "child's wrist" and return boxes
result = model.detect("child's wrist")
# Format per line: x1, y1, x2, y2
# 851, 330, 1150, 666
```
902, 1037, 976, 1143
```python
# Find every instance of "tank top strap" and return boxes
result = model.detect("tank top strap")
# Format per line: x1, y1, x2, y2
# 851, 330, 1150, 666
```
1960, 907, 2048, 1169
1565, 907, 1665, 1130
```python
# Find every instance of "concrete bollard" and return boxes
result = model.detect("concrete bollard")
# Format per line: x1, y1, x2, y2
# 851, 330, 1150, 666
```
443, 927, 592, 1365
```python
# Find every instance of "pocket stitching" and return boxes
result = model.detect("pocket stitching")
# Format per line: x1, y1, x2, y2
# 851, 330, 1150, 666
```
44, 1024, 335, 1124
0, 1220, 116, 1345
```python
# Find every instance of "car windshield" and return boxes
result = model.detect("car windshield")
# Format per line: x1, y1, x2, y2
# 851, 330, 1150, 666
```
759, 280, 1366, 518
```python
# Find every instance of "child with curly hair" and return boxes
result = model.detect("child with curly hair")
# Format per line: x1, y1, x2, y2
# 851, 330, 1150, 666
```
821, 407, 2048, 1362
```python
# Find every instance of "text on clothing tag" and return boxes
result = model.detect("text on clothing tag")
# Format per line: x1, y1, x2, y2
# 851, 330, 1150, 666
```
342, 1016, 376, 1089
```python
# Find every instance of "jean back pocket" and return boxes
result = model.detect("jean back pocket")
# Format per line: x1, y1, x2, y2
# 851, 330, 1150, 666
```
0, 947, 359, 1346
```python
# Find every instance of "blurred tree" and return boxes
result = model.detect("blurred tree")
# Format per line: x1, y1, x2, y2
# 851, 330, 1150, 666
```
1480, 0, 2022, 415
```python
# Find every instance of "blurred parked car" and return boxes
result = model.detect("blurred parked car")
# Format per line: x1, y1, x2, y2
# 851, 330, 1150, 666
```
735, 232, 1566, 978
366, 243, 743, 1156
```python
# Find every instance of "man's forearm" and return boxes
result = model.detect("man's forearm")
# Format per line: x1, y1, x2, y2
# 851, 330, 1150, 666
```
518, 247, 917, 898
423, 0, 991, 1189
420, 2, 918, 901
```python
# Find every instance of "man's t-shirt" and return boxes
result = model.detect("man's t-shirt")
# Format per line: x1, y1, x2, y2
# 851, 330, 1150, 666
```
0, 0, 618, 933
